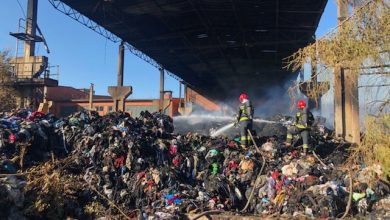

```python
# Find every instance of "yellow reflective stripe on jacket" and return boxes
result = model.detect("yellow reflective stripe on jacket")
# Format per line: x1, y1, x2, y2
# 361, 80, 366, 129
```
295, 111, 309, 128
239, 117, 250, 121
240, 136, 250, 141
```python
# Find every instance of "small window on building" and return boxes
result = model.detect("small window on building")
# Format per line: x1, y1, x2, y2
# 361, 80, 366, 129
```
108, 106, 113, 112
95, 106, 104, 111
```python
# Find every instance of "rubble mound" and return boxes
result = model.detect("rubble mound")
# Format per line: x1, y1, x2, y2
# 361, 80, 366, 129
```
0, 110, 389, 219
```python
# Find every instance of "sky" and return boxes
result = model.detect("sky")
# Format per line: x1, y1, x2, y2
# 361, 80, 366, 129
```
0, 0, 337, 99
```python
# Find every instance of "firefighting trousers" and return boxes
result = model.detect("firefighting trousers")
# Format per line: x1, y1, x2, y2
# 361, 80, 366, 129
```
239, 120, 253, 147
286, 126, 309, 149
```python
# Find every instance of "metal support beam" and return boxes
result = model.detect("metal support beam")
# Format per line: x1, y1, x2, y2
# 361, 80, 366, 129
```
159, 67, 165, 112
24, 0, 38, 58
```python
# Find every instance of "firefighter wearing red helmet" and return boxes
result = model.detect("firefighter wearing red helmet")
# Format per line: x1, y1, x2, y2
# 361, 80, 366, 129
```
285, 99, 314, 155
235, 93, 254, 148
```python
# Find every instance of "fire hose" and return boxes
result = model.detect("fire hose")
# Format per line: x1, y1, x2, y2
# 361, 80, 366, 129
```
241, 129, 266, 212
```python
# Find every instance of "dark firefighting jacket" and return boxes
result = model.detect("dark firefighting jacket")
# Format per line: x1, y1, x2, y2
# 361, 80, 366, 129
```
294, 108, 314, 129
237, 100, 254, 122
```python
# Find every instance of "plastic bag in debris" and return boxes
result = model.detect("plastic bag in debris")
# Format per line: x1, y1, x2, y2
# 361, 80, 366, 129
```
153, 211, 174, 219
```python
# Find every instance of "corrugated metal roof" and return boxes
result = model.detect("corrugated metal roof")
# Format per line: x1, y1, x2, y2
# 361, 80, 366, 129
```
58, 0, 327, 100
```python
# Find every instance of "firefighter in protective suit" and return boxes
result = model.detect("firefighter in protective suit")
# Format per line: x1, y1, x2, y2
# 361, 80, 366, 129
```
285, 100, 313, 155
235, 93, 254, 148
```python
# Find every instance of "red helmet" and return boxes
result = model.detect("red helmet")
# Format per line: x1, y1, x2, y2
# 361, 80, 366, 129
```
297, 100, 306, 109
239, 93, 248, 102
9, 133, 16, 143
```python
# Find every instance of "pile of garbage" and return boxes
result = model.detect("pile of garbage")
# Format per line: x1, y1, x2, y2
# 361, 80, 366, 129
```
0, 109, 389, 219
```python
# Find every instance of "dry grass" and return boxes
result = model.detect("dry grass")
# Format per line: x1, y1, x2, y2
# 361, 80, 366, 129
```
84, 201, 106, 216
19, 158, 131, 219
23, 161, 82, 218
284, 0, 390, 107
348, 112, 390, 179
0, 51, 18, 111
285, 0, 389, 74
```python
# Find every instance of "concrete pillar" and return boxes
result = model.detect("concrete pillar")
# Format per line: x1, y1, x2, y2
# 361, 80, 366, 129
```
25, 88, 34, 108
117, 42, 124, 87
108, 41, 132, 112
43, 86, 48, 103
117, 42, 126, 111
334, 0, 348, 137
184, 83, 188, 105
334, 66, 344, 137
344, 69, 360, 143
16, 0, 38, 109
89, 83, 94, 110
24, 0, 37, 58
179, 81, 182, 106
334, 0, 360, 143
183, 84, 193, 114
179, 81, 182, 100
337, 0, 348, 24
19, 91, 25, 109
308, 57, 318, 110
300, 61, 329, 112
159, 67, 164, 112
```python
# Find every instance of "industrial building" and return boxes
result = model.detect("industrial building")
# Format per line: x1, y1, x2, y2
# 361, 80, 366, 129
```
44, 85, 220, 117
